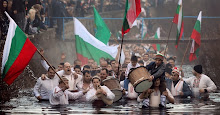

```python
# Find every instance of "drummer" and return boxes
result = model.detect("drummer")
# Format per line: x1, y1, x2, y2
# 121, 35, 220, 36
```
86, 76, 115, 105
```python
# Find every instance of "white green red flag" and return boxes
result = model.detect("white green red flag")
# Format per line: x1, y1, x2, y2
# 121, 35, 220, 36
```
1, 12, 37, 85
189, 11, 202, 61
152, 27, 161, 51
173, 0, 184, 48
122, 0, 141, 37
74, 18, 124, 65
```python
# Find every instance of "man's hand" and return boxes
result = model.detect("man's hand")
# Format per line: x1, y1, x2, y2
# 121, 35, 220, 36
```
148, 75, 154, 82
199, 88, 205, 93
179, 91, 184, 96
163, 91, 168, 97
83, 89, 89, 95
61, 53, 66, 61
61, 84, 69, 91
36, 96, 42, 100
41, 74, 46, 80
147, 89, 154, 94
73, 73, 78, 79
13, 10, 17, 14
39, 49, 44, 55
101, 89, 107, 96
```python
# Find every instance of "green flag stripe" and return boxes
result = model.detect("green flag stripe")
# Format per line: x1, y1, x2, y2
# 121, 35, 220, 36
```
194, 20, 201, 33
176, 5, 181, 14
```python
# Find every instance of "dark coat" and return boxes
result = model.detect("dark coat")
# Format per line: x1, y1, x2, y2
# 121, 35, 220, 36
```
146, 62, 166, 82
166, 79, 192, 98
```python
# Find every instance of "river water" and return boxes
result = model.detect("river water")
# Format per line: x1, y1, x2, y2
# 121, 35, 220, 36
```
1, 65, 220, 114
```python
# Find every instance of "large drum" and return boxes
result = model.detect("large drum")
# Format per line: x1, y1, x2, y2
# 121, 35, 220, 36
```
102, 78, 122, 102
128, 66, 153, 93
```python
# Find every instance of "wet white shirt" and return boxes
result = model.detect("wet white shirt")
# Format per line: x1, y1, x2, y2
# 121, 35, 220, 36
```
86, 86, 115, 102
184, 74, 217, 97
50, 86, 83, 105
56, 70, 83, 91
34, 76, 59, 100
77, 82, 93, 101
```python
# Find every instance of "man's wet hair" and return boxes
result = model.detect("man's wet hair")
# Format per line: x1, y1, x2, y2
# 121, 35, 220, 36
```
59, 63, 64, 66
83, 70, 91, 75
131, 55, 138, 62
122, 64, 127, 68
74, 65, 81, 70
101, 68, 109, 75
74, 59, 81, 64
59, 77, 68, 84
138, 60, 144, 65
83, 65, 90, 70
143, 53, 149, 56
167, 57, 175, 62
110, 59, 116, 65
48, 66, 56, 72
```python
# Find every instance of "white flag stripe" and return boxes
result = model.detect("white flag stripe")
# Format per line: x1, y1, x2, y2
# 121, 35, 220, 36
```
1, 12, 17, 74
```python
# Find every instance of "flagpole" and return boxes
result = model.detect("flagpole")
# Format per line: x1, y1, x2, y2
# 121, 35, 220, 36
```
36, 49, 65, 83
164, 22, 174, 57
180, 38, 191, 67
117, 35, 124, 76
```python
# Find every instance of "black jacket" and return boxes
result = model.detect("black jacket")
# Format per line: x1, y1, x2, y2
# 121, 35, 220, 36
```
146, 62, 166, 82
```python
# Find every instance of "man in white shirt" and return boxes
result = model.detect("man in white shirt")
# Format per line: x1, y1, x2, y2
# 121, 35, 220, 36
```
184, 65, 217, 99
50, 77, 86, 105
86, 76, 115, 105
34, 66, 59, 101
56, 62, 82, 91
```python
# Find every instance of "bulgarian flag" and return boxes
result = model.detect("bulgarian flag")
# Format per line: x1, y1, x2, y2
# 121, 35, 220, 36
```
173, 0, 184, 49
1, 12, 37, 85
122, 0, 141, 37
152, 27, 161, 51
189, 11, 202, 61
93, 6, 111, 45
74, 18, 124, 65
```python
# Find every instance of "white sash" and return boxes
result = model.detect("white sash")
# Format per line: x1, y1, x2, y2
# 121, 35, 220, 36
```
171, 80, 184, 96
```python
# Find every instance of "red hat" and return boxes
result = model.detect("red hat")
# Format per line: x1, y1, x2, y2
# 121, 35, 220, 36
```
154, 53, 164, 60
172, 67, 180, 75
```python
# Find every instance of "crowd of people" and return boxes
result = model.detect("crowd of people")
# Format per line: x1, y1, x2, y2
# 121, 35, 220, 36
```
33, 44, 217, 107
0, 0, 129, 40
0, 0, 217, 108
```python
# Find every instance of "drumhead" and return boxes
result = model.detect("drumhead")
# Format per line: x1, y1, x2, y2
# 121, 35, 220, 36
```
111, 89, 122, 102
134, 79, 153, 93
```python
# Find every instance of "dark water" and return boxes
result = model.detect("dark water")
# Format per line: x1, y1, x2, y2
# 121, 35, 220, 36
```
1, 90, 220, 114
1, 65, 220, 114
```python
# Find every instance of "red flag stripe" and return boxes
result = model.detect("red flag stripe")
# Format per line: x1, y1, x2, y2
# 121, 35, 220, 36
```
4, 38, 36, 85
